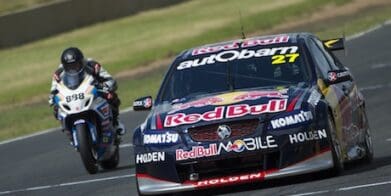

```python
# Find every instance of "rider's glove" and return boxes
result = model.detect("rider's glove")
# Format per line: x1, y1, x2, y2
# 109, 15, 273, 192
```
97, 82, 114, 92
48, 90, 58, 106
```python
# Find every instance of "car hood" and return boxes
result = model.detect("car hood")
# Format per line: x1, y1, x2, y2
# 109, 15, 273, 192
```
148, 85, 316, 130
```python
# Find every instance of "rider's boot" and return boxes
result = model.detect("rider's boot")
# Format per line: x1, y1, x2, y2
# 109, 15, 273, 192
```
113, 118, 126, 136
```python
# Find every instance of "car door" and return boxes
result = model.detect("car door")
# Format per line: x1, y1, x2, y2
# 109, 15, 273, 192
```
307, 37, 355, 153
314, 38, 364, 151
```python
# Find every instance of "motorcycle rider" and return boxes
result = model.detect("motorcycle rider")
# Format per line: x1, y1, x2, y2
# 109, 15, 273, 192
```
49, 47, 126, 142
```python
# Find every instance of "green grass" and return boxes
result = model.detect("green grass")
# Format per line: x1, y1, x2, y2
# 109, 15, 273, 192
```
2, 0, 391, 141
316, 5, 391, 38
0, 0, 345, 106
0, 0, 59, 15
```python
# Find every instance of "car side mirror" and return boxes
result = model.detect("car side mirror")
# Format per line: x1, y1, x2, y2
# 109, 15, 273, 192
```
325, 70, 352, 85
133, 96, 153, 111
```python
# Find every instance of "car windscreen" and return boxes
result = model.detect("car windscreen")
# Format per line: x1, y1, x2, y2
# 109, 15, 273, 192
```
158, 41, 311, 103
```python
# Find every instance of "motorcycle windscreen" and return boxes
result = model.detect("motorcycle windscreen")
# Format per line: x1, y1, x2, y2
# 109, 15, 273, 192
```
63, 70, 86, 90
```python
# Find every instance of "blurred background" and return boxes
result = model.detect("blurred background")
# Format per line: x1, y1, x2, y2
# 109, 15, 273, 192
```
0, 0, 390, 142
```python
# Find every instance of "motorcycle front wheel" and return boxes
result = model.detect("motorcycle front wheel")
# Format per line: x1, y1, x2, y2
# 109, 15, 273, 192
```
76, 123, 99, 174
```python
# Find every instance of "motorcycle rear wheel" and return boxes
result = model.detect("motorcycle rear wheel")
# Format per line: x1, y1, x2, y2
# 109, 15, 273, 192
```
100, 143, 120, 170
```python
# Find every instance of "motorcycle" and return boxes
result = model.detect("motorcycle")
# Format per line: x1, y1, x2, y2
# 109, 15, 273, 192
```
53, 72, 120, 174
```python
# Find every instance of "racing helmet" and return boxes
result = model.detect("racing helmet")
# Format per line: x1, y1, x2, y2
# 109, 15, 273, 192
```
61, 47, 85, 74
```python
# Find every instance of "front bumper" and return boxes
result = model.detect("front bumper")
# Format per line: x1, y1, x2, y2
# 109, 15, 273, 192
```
137, 149, 333, 195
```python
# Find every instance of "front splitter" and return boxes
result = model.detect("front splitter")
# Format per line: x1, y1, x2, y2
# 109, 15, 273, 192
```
137, 150, 333, 195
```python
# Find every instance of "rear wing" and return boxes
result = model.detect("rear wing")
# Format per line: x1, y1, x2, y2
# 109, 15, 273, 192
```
322, 38, 345, 51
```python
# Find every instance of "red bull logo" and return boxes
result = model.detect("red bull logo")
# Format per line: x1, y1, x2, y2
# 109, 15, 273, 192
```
165, 99, 287, 127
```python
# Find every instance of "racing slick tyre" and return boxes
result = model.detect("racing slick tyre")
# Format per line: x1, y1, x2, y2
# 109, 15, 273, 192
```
327, 112, 344, 176
362, 110, 374, 163
100, 144, 120, 170
76, 123, 99, 174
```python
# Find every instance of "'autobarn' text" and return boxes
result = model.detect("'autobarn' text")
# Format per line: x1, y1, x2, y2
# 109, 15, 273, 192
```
179, 46, 298, 70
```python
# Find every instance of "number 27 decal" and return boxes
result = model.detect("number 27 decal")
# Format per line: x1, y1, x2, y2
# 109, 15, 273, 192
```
272, 53, 300, 65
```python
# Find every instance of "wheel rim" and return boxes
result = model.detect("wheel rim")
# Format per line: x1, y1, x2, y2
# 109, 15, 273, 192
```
91, 147, 98, 160
365, 130, 373, 155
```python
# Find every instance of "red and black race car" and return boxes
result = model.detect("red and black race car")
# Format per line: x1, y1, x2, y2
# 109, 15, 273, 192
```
132, 33, 373, 195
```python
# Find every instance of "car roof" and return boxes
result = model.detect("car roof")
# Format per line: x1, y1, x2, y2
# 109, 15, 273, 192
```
177, 32, 315, 59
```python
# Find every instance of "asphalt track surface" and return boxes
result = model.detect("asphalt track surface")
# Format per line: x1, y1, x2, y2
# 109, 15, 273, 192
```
1, 23, 391, 196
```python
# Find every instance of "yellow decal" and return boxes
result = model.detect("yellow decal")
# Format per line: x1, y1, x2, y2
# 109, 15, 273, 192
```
213, 92, 245, 105
272, 53, 299, 65
317, 79, 329, 96
324, 39, 339, 48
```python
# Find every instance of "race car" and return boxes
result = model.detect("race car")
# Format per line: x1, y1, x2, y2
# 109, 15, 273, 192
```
132, 33, 373, 195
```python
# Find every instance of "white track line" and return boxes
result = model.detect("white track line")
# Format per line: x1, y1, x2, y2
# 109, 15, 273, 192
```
2, 174, 391, 195
289, 179, 391, 196
0, 106, 133, 146
346, 19, 391, 41
359, 83, 391, 92
0, 127, 59, 146
338, 180, 391, 191
0, 174, 135, 195
289, 190, 330, 196
371, 63, 391, 69
119, 143, 133, 148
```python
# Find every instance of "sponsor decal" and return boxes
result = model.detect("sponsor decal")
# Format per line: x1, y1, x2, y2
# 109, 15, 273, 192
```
195, 171, 264, 187
270, 110, 313, 129
136, 152, 165, 164
271, 53, 300, 65
218, 136, 278, 153
328, 72, 337, 82
324, 39, 339, 48
134, 97, 152, 108
232, 90, 287, 101
328, 71, 350, 82
192, 35, 289, 56
307, 90, 321, 106
143, 131, 179, 145
289, 129, 327, 144
165, 99, 287, 127
176, 144, 218, 161
178, 46, 298, 70
176, 136, 278, 161
171, 96, 223, 113
170, 90, 287, 113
